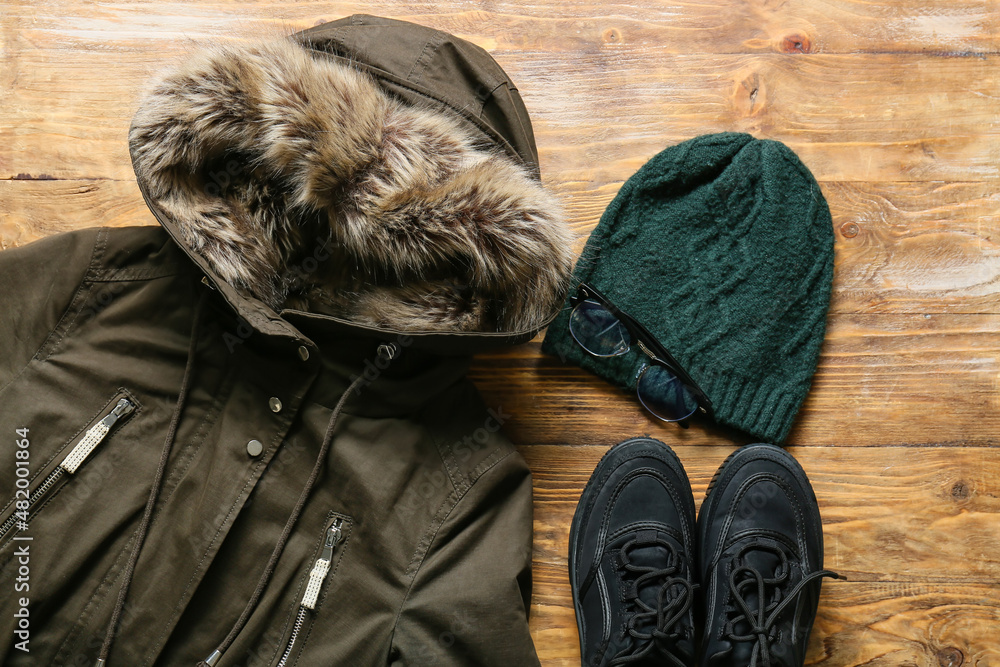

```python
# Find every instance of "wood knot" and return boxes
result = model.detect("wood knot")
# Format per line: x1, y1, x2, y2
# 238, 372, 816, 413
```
734, 72, 766, 117
781, 34, 813, 53
937, 647, 964, 667
840, 222, 860, 238
602, 28, 623, 44
951, 481, 970, 500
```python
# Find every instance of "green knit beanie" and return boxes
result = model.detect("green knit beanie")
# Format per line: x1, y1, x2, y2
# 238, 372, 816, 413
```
542, 132, 834, 444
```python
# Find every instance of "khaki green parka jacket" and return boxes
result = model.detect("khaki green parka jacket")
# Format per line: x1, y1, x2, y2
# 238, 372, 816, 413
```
0, 15, 574, 667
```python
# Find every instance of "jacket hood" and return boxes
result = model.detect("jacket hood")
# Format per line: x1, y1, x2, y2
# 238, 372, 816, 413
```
128, 16, 574, 345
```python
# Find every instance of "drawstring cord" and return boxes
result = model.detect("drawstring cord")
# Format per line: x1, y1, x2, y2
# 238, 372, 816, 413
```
198, 371, 368, 667
96, 288, 207, 667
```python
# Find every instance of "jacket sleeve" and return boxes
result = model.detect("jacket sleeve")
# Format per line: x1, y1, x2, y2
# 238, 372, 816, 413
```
388, 451, 541, 667
0, 229, 99, 389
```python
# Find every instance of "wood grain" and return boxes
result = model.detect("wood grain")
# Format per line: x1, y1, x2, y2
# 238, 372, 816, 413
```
805, 583, 1000, 667
3, 52, 999, 183
0, 180, 149, 249
2, 1, 999, 664
469, 313, 1000, 448
3, 10, 1000, 182
4, 0, 999, 54
827, 181, 1000, 314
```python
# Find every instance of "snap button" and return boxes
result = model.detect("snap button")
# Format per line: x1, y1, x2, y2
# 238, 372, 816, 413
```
269, 397, 282, 413
297, 345, 310, 362
246, 439, 264, 457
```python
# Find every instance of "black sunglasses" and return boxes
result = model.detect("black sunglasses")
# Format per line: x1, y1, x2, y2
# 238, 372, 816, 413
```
568, 283, 712, 426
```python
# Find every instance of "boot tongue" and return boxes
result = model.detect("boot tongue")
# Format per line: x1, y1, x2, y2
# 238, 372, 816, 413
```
624, 530, 678, 620
743, 546, 782, 581
612, 529, 686, 663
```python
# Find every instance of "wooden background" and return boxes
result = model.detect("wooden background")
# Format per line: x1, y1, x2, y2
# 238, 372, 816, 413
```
2, 1, 999, 665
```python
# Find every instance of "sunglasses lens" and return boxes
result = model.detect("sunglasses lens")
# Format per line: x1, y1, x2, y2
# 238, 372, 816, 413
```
569, 300, 631, 357
636, 365, 700, 422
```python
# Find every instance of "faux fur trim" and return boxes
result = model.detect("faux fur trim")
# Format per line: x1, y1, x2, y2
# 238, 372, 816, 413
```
129, 36, 574, 333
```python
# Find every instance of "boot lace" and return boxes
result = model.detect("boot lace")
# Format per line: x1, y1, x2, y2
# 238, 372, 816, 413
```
609, 533, 696, 667
724, 543, 843, 667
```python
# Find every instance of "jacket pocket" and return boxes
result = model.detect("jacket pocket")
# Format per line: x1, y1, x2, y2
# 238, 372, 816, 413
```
0, 391, 138, 546
274, 512, 352, 667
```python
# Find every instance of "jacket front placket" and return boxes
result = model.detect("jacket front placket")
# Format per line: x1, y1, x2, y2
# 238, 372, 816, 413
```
112, 297, 325, 663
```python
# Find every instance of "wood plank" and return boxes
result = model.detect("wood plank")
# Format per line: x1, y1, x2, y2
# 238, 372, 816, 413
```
527, 578, 1000, 666
520, 444, 1000, 582
827, 181, 1000, 314
525, 52, 1000, 184
470, 314, 1000, 448
5, 179, 1000, 311
806, 583, 1000, 667
0, 180, 150, 249
2, 49, 998, 182
4, 0, 999, 55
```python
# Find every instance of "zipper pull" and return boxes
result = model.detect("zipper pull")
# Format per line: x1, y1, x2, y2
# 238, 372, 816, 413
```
321, 518, 343, 560
301, 518, 343, 610
61, 398, 135, 474
104, 397, 135, 426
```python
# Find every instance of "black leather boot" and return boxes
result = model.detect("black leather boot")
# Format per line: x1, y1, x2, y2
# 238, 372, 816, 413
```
698, 444, 842, 667
569, 438, 698, 666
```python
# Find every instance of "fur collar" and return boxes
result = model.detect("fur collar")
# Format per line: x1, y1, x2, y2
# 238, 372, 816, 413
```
129, 37, 574, 333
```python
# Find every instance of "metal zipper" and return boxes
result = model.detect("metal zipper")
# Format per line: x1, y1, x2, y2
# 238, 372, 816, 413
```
274, 608, 307, 667
275, 518, 344, 667
0, 397, 135, 541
